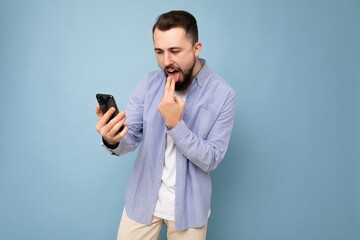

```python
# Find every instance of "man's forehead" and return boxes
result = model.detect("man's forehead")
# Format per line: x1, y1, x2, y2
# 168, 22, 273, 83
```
153, 27, 191, 47
154, 27, 187, 36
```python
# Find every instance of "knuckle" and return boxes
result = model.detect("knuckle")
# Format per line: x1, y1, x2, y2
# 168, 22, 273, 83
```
99, 127, 108, 136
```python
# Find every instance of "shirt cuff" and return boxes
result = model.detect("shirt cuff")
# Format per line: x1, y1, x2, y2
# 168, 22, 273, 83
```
165, 120, 187, 140
101, 141, 120, 155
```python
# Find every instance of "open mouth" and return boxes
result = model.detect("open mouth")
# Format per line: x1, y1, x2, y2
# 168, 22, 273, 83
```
166, 68, 180, 82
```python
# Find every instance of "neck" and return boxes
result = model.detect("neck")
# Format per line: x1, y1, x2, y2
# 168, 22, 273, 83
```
191, 58, 203, 80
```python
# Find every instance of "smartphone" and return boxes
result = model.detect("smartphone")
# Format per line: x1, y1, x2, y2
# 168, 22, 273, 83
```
96, 93, 125, 132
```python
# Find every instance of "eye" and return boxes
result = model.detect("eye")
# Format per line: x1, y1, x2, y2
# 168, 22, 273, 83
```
155, 49, 163, 54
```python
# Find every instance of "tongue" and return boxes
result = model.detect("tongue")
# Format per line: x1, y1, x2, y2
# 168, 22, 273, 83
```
169, 71, 180, 82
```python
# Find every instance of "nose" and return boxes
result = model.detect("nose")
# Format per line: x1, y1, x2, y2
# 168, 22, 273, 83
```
163, 52, 173, 67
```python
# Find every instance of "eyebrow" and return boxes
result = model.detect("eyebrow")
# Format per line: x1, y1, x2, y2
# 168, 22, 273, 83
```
154, 47, 182, 51
169, 47, 182, 51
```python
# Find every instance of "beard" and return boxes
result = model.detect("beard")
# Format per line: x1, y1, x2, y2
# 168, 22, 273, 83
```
164, 57, 196, 92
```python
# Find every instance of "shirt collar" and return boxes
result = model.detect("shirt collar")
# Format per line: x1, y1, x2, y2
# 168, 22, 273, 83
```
192, 58, 210, 88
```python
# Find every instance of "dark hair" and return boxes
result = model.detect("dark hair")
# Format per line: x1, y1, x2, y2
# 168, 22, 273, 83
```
152, 10, 198, 45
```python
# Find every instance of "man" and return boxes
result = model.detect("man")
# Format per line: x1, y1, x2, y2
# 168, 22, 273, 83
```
95, 10, 236, 240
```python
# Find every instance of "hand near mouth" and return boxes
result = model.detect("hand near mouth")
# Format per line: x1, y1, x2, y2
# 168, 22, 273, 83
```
157, 75, 185, 129
166, 69, 180, 83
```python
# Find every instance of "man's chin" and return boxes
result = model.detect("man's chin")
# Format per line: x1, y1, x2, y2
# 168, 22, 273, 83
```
175, 79, 191, 92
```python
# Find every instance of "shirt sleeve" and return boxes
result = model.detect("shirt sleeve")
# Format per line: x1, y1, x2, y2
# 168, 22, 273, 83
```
167, 89, 236, 173
101, 75, 148, 156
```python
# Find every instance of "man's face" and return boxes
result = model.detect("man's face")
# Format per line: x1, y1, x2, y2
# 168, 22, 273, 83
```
153, 27, 201, 91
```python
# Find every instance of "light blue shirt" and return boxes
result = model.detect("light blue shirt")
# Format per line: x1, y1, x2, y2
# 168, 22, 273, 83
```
105, 59, 236, 231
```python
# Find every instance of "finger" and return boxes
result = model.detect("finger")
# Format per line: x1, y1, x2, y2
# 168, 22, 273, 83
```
168, 78, 175, 100
104, 107, 116, 120
95, 104, 103, 118
173, 95, 183, 104
112, 124, 129, 142
108, 112, 126, 133
106, 116, 128, 143
163, 76, 172, 100
96, 107, 116, 131
163, 76, 175, 102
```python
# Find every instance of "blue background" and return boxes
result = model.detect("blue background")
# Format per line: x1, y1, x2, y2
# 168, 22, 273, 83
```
0, 0, 359, 239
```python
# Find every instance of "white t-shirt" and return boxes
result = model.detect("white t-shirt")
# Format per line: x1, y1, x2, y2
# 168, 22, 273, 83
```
153, 91, 187, 221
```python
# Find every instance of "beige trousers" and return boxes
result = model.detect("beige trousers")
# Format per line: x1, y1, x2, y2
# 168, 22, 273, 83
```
117, 209, 207, 240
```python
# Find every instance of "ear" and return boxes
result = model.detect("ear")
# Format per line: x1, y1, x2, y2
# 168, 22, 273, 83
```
194, 42, 202, 57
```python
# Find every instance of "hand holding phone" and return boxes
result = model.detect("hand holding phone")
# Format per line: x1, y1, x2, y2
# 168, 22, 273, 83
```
96, 93, 125, 132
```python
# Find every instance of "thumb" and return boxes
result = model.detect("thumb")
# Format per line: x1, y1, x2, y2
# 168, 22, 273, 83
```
174, 96, 184, 105
173, 95, 180, 102
95, 104, 104, 118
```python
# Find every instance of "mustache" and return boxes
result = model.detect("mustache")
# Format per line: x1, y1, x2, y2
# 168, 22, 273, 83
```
164, 64, 180, 71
